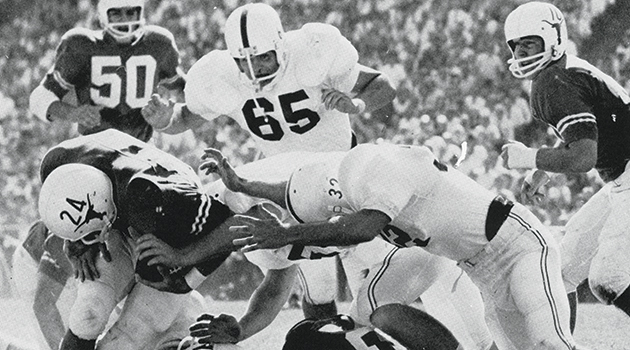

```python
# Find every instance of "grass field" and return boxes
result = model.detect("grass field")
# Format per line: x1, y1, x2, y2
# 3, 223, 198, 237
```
1, 297, 629, 350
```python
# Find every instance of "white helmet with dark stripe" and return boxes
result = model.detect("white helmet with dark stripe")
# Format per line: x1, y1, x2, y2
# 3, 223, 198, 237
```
224, 3, 286, 85
504, 1, 568, 78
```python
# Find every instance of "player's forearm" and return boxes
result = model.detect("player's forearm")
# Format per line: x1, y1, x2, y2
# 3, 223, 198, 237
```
352, 68, 396, 113
158, 104, 206, 134
282, 210, 387, 247
238, 266, 298, 340
179, 222, 238, 266
46, 100, 77, 122
536, 139, 597, 173
238, 180, 288, 209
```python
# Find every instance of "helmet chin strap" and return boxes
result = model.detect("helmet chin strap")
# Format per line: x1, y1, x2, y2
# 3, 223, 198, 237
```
80, 214, 114, 245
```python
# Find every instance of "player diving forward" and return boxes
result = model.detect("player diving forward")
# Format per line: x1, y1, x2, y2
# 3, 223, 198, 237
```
137, 151, 495, 350
36, 129, 275, 350
201, 144, 583, 350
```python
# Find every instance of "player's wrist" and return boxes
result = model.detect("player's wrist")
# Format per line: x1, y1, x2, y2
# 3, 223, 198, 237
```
155, 103, 181, 131
184, 267, 206, 290
509, 147, 538, 169
351, 98, 366, 114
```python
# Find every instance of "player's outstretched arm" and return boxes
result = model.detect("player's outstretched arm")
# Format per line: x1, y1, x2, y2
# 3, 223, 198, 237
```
141, 94, 207, 134
190, 265, 298, 344
233, 209, 390, 252
136, 204, 281, 268
201, 148, 288, 208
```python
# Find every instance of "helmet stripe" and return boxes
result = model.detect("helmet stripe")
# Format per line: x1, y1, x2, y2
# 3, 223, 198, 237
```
239, 8, 250, 48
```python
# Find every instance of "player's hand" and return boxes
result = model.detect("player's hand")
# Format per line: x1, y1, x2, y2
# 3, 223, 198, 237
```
141, 94, 175, 129
520, 169, 550, 205
200, 148, 245, 192
321, 88, 364, 114
189, 314, 242, 344
500, 141, 538, 169
63, 240, 110, 282
230, 215, 291, 252
135, 265, 192, 294
135, 234, 187, 268
68, 105, 103, 128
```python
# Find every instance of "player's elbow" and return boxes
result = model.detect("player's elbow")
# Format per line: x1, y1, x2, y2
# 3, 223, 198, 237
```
566, 139, 597, 172
369, 73, 397, 104
29, 85, 58, 122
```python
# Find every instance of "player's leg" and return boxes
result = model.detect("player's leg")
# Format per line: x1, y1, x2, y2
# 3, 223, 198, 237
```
587, 180, 630, 317
421, 258, 496, 350
61, 231, 135, 350
503, 213, 575, 349
347, 246, 435, 326
560, 185, 610, 332
370, 304, 460, 350
296, 258, 338, 319
98, 282, 191, 350
153, 290, 207, 350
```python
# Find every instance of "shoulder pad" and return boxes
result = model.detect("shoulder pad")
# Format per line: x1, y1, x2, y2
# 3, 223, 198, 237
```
185, 50, 242, 116
287, 23, 358, 87
60, 27, 101, 44
142, 25, 177, 45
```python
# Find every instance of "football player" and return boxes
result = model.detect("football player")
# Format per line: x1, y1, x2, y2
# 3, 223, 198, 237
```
137, 152, 495, 350
141, 2, 396, 321
10, 221, 75, 350
501, 1, 630, 320
36, 129, 270, 350
202, 144, 580, 350
29, 0, 185, 142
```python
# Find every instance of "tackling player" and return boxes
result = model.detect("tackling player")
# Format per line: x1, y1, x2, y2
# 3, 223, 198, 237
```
36, 129, 265, 350
141, 2, 396, 321
29, 0, 185, 142
501, 1, 630, 319
202, 144, 581, 350
137, 152, 496, 350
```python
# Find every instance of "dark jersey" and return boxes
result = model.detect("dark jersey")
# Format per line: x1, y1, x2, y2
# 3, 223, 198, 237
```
40, 129, 232, 279
530, 54, 630, 181
42, 26, 183, 142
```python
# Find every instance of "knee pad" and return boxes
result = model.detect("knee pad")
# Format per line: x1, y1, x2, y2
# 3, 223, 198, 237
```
69, 290, 118, 339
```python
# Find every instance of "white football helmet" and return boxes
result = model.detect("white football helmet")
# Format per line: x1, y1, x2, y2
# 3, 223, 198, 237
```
38, 163, 117, 244
98, 0, 146, 43
286, 156, 351, 223
504, 1, 568, 78
224, 3, 286, 86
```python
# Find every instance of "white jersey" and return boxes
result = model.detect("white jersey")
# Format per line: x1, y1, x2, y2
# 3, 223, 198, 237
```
186, 23, 359, 157
287, 143, 500, 262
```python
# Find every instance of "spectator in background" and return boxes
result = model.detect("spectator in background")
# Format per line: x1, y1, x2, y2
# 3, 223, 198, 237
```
501, 1, 630, 326
141, 2, 396, 321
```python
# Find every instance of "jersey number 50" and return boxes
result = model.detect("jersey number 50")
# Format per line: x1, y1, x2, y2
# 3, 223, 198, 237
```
242, 89, 321, 141
91, 55, 156, 109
